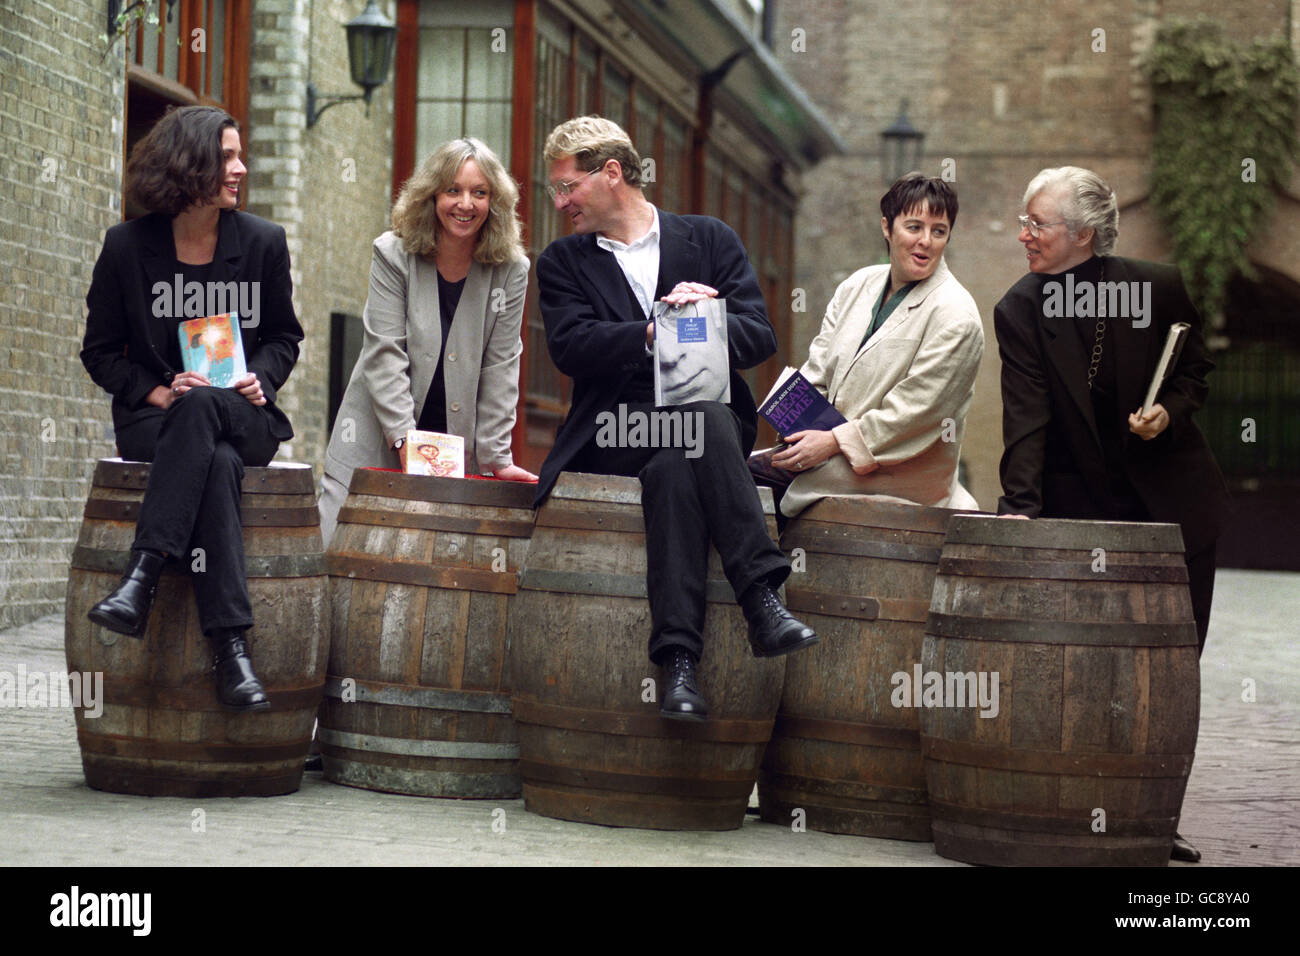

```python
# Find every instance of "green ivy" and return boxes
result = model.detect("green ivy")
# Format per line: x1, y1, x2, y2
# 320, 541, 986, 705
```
1140, 18, 1298, 327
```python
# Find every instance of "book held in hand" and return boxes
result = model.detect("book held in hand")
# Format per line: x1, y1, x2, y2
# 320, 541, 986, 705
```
747, 444, 796, 489
404, 429, 465, 478
758, 366, 847, 438
178, 312, 247, 388
653, 299, 730, 406
1141, 323, 1191, 412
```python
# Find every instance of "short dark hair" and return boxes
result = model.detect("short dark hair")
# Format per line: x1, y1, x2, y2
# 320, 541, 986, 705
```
125, 105, 238, 216
880, 172, 958, 236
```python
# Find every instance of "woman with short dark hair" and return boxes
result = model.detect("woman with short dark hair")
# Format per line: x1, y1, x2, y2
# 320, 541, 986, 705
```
81, 105, 303, 711
763, 172, 984, 518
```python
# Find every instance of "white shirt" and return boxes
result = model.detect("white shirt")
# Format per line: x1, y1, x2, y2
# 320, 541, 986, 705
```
596, 206, 661, 319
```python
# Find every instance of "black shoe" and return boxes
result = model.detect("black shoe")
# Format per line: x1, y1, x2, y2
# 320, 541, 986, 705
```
304, 754, 323, 773
1171, 832, 1201, 863
87, 549, 167, 637
210, 629, 271, 713
740, 583, 819, 658
660, 648, 708, 722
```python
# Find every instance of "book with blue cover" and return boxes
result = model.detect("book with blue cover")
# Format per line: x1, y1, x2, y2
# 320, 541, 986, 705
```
177, 312, 247, 387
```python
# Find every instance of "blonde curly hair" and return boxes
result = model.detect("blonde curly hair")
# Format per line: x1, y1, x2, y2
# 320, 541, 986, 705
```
391, 137, 525, 264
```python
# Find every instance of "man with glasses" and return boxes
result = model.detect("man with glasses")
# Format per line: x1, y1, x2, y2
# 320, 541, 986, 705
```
533, 116, 817, 722
994, 166, 1230, 863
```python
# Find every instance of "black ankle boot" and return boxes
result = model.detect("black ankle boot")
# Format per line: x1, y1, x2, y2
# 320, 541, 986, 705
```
209, 629, 271, 713
660, 648, 708, 722
740, 582, 819, 658
88, 549, 167, 637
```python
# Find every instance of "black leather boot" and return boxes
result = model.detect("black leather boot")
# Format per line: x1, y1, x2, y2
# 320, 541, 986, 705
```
660, 648, 708, 722
740, 582, 819, 658
1171, 832, 1201, 863
210, 629, 271, 713
87, 549, 167, 637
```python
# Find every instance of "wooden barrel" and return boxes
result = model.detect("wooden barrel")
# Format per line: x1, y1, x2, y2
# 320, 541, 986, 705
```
921, 515, 1200, 866
64, 458, 329, 798
509, 472, 786, 831
759, 497, 965, 840
321, 469, 534, 798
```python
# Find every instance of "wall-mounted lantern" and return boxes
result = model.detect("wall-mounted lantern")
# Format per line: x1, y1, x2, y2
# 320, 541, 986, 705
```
306, 0, 397, 129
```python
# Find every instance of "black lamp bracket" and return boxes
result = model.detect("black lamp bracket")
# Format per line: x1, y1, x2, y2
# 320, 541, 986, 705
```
306, 82, 375, 128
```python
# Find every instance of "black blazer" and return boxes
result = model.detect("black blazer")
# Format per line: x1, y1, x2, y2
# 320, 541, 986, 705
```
81, 210, 303, 440
533, 210, 777, 504
995, 255, 1230, 554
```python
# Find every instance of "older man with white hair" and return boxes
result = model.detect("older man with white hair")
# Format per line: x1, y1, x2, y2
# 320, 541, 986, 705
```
994, 165, 1231, 863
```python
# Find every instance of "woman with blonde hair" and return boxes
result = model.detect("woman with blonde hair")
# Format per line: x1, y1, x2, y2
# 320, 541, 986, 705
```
319, 137, 535, 542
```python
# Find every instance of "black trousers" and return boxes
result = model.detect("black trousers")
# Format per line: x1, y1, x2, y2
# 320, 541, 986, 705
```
115, 387, 280, 634
571, 401, 789, 664
1186, 543, 1216, 657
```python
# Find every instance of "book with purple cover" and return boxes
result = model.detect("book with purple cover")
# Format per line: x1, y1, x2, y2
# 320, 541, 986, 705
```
757, 366, 847, 438
177, 312, 247, 388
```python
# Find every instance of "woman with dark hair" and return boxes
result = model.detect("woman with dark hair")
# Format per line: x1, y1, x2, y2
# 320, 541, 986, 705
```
81, 105, 303, 711
318, 137, 534, 544
764, 172, 984, 517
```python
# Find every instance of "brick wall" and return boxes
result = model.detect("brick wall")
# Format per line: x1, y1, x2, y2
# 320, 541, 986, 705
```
0, 0, 125, 628
244, 0, 393, 481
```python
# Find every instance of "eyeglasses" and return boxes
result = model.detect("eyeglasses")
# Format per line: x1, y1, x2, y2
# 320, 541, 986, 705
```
1016, 215, 1068, 238
546, 168, 598, 201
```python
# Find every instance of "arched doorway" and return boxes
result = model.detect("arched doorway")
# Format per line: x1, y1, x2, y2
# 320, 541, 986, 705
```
1199, 264, 1300, 570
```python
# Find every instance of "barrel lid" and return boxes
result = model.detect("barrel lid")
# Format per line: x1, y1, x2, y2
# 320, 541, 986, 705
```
944, 514, 1185, 552
92, 458, 314, 494
349, 468, 536, 509
800, 495, 980, 534
549, 471, 775, 515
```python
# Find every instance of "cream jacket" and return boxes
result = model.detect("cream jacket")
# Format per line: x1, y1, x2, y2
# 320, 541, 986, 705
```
780, 259, 984, 517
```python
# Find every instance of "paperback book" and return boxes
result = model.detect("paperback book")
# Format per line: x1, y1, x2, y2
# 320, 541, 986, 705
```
653, 299, 730, 406
757, 366, 847, 438
177, 312, 247, 388
404, 429, 465, 478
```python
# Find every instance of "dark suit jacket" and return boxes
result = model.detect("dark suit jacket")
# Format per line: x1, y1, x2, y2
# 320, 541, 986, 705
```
534, 210, 777, 504
81, 210, 303, 441
995, 255, 1230, 554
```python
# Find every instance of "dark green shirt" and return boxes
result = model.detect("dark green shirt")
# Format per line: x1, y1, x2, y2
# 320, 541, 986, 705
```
859, 279, 919, 353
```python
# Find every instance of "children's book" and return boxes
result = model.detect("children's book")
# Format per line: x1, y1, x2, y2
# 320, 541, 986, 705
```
404, 429, 465, 478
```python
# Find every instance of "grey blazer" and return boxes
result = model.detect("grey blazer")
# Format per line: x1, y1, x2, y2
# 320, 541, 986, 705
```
319, 230, 528, 542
